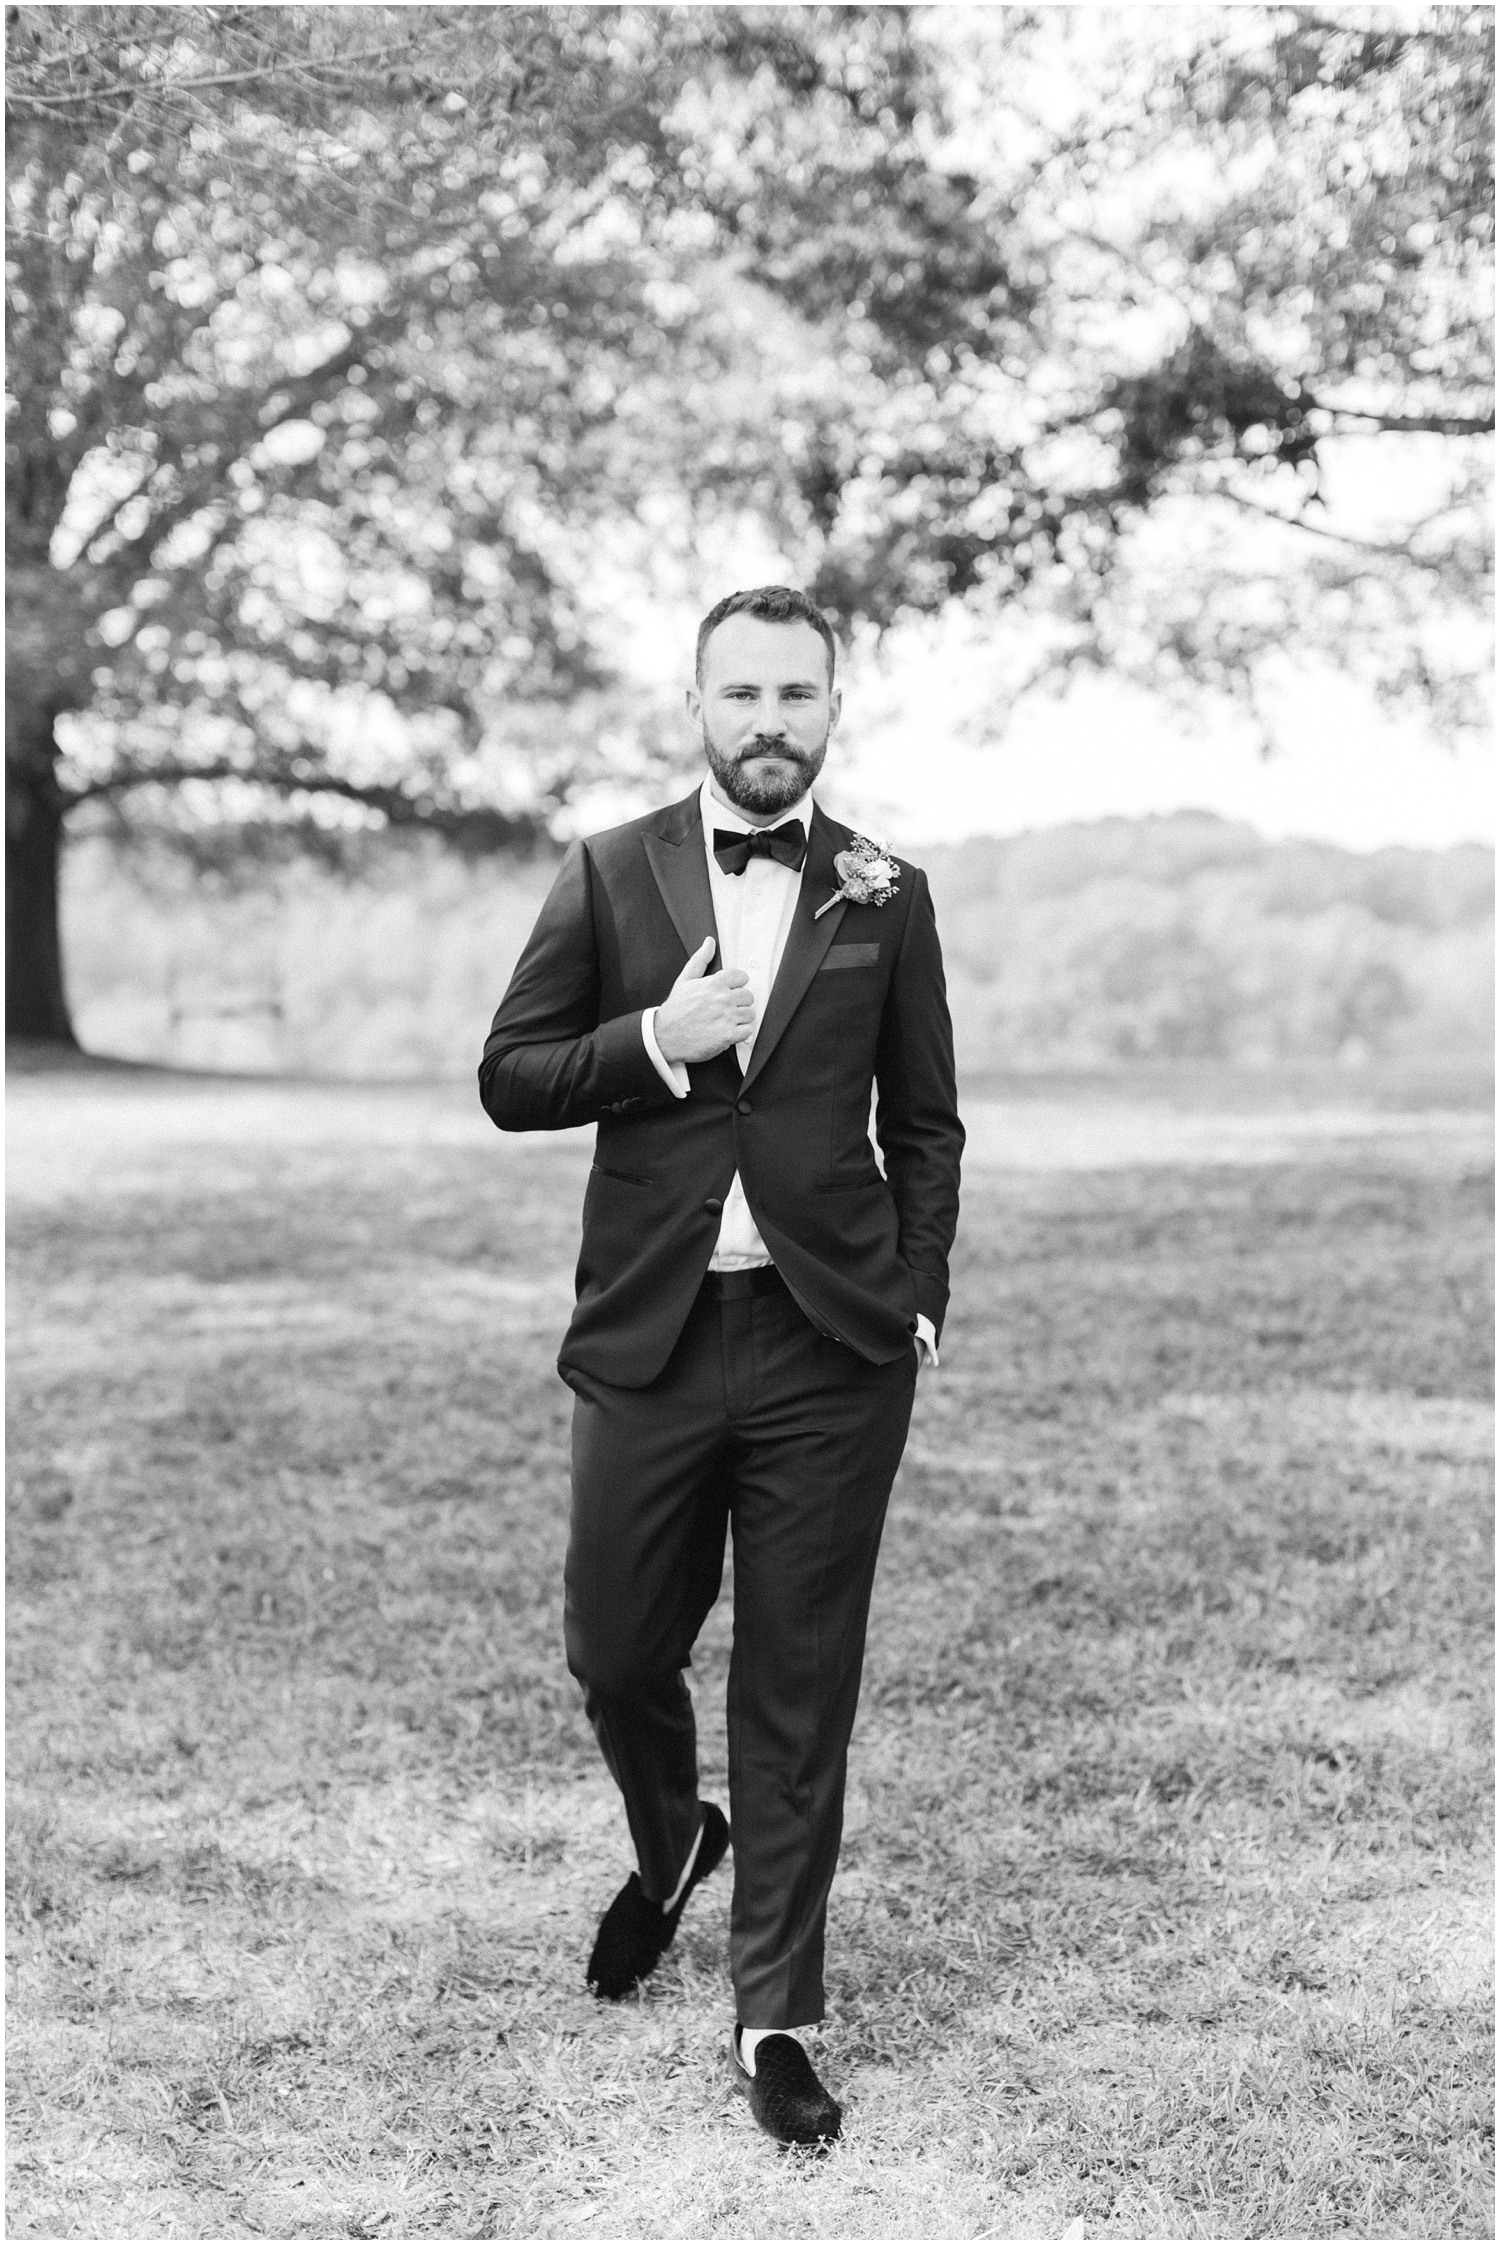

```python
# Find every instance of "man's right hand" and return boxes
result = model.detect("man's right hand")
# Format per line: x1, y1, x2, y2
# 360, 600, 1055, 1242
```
654, 938, 756, 1063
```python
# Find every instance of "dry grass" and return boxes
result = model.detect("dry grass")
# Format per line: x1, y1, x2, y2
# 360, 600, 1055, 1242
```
6, 1069, 1493, 2240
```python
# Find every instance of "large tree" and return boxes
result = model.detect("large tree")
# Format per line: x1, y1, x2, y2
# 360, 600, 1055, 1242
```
8, 3, 1021, 1040
777, 7, 1493, 728
7, 5, 1492, 1046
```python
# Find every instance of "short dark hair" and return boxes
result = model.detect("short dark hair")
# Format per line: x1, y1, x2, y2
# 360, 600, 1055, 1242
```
695, 585, 836, 686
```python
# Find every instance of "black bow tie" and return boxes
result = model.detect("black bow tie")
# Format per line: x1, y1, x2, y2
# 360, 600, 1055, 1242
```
713, 819, 807, 877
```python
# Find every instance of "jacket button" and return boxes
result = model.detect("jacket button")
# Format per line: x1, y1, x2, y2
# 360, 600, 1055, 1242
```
736, 1097, 752, 1115
704, 1197, 722, 1216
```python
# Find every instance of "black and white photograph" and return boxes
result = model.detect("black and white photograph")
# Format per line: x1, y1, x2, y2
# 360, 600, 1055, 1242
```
6, 4, 1494, 2237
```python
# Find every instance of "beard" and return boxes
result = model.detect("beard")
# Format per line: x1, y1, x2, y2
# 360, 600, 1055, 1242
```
702, 725, 827, 817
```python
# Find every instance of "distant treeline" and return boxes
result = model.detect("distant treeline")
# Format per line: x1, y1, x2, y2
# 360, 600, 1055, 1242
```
62, 813, 1493, 1078
925, 814, 1494, 1070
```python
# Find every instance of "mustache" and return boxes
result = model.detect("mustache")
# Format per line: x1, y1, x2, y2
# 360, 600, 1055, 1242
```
740, 737, 811, 759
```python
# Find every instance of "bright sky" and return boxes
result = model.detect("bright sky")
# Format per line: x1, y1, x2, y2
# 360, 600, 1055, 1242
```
826, 643, 1496, 857
568, 652, 1494, 857
560, 368, 1495, 858
570, 533, 1494, 858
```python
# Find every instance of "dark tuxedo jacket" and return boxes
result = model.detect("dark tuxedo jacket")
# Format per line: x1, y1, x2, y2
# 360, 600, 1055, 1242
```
479, 788, 963, 1389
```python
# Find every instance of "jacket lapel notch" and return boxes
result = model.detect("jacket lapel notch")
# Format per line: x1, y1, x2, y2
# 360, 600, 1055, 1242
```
642, 791, 719, 967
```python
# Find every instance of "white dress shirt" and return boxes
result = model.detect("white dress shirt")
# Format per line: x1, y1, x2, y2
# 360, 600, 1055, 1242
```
641, 775, 937, 1360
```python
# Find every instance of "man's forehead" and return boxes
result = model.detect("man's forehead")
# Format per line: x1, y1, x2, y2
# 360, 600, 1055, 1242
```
701, 613, 829, 684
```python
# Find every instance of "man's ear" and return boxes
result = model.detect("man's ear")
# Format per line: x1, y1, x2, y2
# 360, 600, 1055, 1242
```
828, 685, 842, 732
685, 683, 702, 726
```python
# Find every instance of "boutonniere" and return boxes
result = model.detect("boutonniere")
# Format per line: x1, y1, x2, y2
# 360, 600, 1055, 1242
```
814, 834, 901, 919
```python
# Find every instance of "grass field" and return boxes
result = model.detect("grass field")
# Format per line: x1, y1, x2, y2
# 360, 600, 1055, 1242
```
6, 1066, 1494, 2241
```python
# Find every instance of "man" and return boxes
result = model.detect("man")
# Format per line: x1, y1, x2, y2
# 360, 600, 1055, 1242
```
479, 584, 962, 2148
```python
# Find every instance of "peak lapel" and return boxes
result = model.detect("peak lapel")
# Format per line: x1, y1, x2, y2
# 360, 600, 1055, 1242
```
641, 790, 720, 967
741, 804, 847, 1093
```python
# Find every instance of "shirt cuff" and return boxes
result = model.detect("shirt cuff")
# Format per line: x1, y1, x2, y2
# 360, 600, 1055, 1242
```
915, 1315, 939, 1367
641, 1007, 690, 1099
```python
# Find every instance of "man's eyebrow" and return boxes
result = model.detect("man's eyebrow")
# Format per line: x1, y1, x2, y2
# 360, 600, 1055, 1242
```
714, 676, 822, 690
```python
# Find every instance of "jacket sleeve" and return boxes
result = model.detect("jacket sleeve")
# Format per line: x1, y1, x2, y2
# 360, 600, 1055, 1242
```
478, 841, 678, 1131
873, 867, 964, 1341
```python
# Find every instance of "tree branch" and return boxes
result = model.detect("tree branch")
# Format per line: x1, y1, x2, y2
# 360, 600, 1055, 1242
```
1306, 399, 1496, 437
1210, 485, 1470, 571
85, 329, 385, 598
7, 41, 420, 113
65, 755, 453, 821
64, 757, 248, 805
62, 755, 536, 844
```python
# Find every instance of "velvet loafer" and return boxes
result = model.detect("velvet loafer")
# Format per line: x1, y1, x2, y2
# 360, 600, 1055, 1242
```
734, 2027, 843, 2149
586, 1801, 730, 2000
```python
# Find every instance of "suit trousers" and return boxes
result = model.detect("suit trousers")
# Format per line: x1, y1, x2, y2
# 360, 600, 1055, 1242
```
563, 1270, 918, 2028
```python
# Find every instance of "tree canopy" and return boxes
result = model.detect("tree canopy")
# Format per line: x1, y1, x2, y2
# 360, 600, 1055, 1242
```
5, 3, 1493, 1042
785, 8, 1493, 727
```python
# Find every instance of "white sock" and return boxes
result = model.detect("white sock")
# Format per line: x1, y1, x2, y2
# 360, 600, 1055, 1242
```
737, 2023, 806, 2077
659, 1814, 705, 1914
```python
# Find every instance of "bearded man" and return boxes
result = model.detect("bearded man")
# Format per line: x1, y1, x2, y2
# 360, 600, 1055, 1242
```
480, 584, 963, 2147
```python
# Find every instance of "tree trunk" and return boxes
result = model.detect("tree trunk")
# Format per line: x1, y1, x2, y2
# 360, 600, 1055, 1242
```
6, 700, 77, 1045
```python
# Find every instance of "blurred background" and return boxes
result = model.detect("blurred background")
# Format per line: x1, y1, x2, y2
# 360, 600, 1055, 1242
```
7, 3, 1493, 1083
7, 20, 1493, 2232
